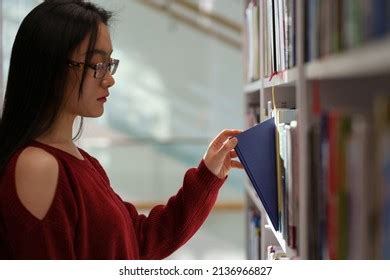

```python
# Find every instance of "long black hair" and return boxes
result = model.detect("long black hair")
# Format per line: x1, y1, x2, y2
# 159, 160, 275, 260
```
0, 0, 112, 174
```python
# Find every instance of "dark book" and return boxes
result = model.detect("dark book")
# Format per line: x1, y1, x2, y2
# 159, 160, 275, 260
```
235, 118, 279, 231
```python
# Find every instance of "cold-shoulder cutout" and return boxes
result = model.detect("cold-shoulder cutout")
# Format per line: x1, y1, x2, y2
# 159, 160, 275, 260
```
14, 146, 59, 220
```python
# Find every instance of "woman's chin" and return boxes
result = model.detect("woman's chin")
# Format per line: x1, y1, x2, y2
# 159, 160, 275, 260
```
82, 109, 104, 118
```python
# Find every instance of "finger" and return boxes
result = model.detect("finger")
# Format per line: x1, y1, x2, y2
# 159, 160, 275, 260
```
218, 137, 238, 156
212, 129, 242, 147
229, 150, 238, 158
231, 160, 243, 169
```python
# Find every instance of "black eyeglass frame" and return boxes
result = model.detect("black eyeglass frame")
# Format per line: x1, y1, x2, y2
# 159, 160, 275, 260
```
67, 58, 119, 79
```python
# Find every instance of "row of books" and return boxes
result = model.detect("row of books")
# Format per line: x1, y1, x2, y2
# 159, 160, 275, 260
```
308, 96, 390, 259
305, 0, 390, 62
245, 0, 390, 83
243, 100, 299, 253
245, 1, 259, 82
263, 0, 296, 77
271, 108, 298, 250
245, 0, 297, 82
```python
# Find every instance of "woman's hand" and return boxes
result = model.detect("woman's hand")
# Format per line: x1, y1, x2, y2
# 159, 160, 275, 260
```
203, 129, 243, 179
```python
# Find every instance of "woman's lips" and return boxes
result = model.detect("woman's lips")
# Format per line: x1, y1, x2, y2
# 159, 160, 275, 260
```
97, 93, 109, 102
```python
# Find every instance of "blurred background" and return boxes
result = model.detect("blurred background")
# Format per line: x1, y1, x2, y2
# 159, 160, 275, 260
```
0, 0, 246, 259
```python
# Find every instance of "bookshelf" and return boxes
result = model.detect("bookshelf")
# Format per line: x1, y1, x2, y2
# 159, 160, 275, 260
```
305, 36, 390, 79
243, 0, 390, 260
263, 67, 297, 88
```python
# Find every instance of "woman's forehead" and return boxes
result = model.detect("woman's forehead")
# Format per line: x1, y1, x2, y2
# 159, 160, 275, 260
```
74, 24, 113, 59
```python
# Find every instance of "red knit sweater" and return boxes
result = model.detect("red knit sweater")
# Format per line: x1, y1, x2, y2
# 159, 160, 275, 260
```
0, 141, 225, 259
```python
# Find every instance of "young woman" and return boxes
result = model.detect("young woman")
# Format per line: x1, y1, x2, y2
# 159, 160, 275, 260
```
0, 0, 242, 259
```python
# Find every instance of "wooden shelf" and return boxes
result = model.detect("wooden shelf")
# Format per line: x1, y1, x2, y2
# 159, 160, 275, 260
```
244, 68, 298, 94
245, 182, 297, 258
306, 36, 390, 79
263, 67, 298, 88
244, 180, 296, 258
265, 217, 297, 258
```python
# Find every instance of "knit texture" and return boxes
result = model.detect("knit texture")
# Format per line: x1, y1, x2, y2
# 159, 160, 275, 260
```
0, 141, 226, 259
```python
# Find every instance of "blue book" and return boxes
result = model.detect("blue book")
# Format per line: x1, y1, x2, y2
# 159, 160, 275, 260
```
235, 118, 279, 231
372, 0, 388, 38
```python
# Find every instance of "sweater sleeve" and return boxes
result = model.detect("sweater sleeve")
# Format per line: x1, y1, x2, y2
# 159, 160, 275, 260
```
0, 161, 78, 260
115, 160, 226, 260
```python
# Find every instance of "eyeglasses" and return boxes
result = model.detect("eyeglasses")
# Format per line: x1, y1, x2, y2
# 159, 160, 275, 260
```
67, 58, 119, 79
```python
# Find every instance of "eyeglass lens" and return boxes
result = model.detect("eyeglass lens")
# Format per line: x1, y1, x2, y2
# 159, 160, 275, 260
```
95, 60, 118, 78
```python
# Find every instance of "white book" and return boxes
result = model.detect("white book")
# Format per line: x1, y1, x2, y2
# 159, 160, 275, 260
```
263, 0, 270, 77
285, 122, 297, 248
246, 4, 254, 82
252, 3, 260, 80
278, 0, 286, 71
274, 108, 297, 124
346, 115, 368, 259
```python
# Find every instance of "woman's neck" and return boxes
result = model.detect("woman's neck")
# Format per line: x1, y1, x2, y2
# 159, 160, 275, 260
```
36, 113, 77, 146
